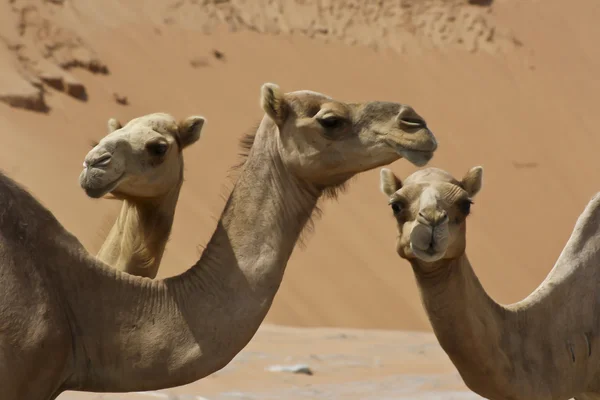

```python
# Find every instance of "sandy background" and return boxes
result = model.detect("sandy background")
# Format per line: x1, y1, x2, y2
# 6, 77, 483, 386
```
1, 0, 598, 398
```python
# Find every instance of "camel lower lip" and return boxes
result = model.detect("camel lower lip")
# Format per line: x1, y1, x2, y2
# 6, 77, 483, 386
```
424, 247, 436, 255
397, 148, 435, 167
80, 172, 123, 199
410, 242, 445, 261
414, 243, 436, 254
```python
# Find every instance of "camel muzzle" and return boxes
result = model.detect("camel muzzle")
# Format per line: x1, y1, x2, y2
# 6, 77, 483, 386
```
409, 221, 450, 262
83, 153, 112, 169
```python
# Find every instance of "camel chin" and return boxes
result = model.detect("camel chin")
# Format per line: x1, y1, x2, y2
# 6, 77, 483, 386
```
79, 170, 123, 199
409, 242, 447, 263
83, 185, 114, 199
396, 148, 435, 167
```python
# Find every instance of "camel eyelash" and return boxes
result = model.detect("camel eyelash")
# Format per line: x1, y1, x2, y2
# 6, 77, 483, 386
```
456, 198, 473, 215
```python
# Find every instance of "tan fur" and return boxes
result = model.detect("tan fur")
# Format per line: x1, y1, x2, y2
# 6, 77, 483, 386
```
260, 83, 287, 125
0, 83, 437, 399
381, 167, 600, 400
80, 112, 204, 278
107, 117, 122, 133
460, 166, 483, 197
380, 168, 402, 197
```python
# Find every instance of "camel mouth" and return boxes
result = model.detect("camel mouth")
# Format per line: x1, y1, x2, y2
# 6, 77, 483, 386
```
385, 135, 437, 167
409, 222, 448, 262
410, 241, 446, 262
396, 148, 435, 167
79, 172, 124, 199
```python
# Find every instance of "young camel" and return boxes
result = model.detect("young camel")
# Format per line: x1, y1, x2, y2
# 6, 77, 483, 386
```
380, 166, 600, 400
0, 83, 438, 400
81, 112, 204, 278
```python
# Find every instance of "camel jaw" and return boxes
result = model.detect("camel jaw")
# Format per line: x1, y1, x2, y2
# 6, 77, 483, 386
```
396, 148, 435, 167
79, 169, 124, 199
385, 138, 437, 167
383, 125, 438, 167
410, 242, 447, 263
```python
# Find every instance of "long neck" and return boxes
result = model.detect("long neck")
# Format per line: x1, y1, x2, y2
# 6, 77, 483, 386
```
189, 125, 320, 303
412, 244, 600, 399
68, 119, 321, 392
411, 255, 516, 397
96, 183, 181, 279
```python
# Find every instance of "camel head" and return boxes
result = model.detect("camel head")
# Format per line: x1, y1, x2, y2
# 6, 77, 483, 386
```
259, 83, 438, 187
79, 112, 205, 199
379, 166, 483, 264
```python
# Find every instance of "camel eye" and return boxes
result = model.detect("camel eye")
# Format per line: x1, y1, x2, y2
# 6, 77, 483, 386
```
390, 201, 403, 215
459, 199, 473, 215
146, 141, 169, 157
318, 116, 342, 129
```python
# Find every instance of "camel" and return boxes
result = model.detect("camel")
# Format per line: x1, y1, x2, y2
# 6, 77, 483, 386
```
380, 166, 600, 400
80, 112, 204, 278
0, 82, 438, 399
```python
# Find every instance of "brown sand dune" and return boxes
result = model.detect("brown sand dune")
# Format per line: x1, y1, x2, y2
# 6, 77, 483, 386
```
0, 0, 598, 398
0, 0, 516, 113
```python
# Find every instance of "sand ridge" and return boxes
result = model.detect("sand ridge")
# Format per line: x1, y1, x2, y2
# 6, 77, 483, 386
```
0, 0, 108, 111
162, 0, 519, 54
0, 0, 519, 112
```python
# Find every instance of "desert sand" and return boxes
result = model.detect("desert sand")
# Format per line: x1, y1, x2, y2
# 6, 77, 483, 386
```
0, 0, 598, 398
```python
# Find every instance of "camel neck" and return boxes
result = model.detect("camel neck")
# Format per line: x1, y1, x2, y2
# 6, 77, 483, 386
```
411, 243, 600, 400
399, 196, 600, 400
96, 181, 181, 279
182, 121, 321, 306
411, 255, 518, 398
68, 119, 321, 392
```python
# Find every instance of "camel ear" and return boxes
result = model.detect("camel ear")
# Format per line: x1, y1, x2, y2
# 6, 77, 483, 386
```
461, 166, 483, 197
260, 83, 288, 125
178, 116, 205, 149
380, 168, 402, 197
107, 118, 122, 133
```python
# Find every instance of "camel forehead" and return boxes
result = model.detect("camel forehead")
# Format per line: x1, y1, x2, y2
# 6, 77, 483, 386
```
125, 113, 178, 135
100, 113, 178, 148
404, 168, 459, 186
287, 90, 337, 114
398, 168, 467, 204
288, 90, 333, 101
398, 182, 467, 210
287, 91, 403, 122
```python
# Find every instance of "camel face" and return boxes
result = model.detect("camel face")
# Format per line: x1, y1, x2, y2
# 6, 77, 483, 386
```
260, 83, 438, 186
79, 112, 204, 199
380, 166, 483, 264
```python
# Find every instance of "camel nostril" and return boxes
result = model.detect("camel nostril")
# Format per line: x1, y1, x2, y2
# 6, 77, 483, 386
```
397, 105, 425, 129
418, 211, 447, 227
88, 154, 112, 168
434, 212, 449, 227
417, 212, 432, 227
